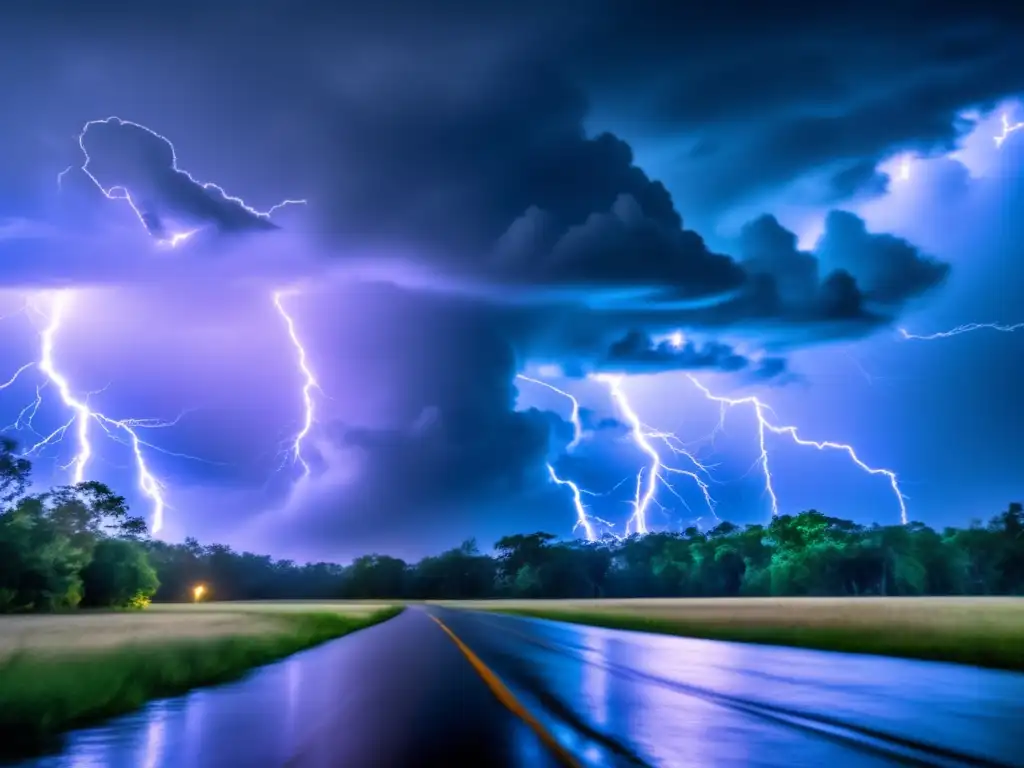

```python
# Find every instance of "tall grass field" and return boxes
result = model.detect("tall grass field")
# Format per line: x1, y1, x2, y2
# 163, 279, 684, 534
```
0, 601, 402, 756
449, 597, 1024, 671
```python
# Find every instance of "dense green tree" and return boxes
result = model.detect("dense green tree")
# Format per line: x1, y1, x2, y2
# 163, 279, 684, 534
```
0, 497, 90, 611
343, 554, 408, 598
81, 538, 160, 608
411, 540, 496, 599
0, 440, 158, 613
6, 435, 1024, 607
132, 504, 1024, 602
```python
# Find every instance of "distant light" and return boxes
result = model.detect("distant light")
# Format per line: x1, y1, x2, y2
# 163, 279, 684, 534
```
193, 584, 206, 602
669, 331, 685, 349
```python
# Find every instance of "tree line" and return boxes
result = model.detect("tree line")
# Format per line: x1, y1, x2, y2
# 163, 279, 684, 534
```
147, 503, 1024, 602
3, 438, 1022, 611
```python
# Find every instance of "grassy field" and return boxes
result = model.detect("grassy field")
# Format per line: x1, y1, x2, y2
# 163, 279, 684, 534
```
0, 601, 402, 755
452, 597, 1024, 672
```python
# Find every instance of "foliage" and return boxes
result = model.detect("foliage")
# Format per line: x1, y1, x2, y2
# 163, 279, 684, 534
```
3, 438, 1023, 608
0, 607, 402, 757
0, 441, 156, 614
81, 538, 160, 609
139, 506, 1024, 602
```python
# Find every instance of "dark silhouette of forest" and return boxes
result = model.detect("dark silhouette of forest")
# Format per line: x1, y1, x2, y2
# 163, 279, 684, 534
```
147, 504, 1024, 602
2, 438, 1022, 611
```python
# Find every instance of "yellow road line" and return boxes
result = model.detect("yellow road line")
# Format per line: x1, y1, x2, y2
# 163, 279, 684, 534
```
428, 613, 583, 768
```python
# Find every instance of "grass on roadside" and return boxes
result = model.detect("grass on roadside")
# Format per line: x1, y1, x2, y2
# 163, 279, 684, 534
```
493, 601, 1024, 672
0, 606, 402, 756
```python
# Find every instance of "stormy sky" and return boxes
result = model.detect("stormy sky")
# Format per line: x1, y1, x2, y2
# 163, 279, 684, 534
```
1, 1, 1021, 561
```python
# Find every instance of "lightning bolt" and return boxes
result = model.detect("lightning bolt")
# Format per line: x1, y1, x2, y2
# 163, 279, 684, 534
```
994, 113, 1024, 149
686, 375, 908, 525
515, 374, 583, 449
515, 374, 597, 538
15, 116, 308, 529
546, 464, 596, 541
61, 116, 306, 246
593, 374, 716, 535
898, 322, 1024, 341
0, 291, 192, 533
273, 291, 319, 478
0, 363, 34, 392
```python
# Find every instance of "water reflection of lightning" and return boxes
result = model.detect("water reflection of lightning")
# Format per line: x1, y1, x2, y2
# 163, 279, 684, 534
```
687, 375, 908, 525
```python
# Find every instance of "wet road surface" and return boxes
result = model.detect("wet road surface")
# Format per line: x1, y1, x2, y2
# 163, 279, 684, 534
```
10, 608, 563, 768
11, 606, 1024, 767
434, 608, 1024, 767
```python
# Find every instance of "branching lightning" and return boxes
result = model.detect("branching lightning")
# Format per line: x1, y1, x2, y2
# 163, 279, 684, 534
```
60, 116, 306, 247
7, 110, 936, 540
0, 363, 34, 392
1, 292, 199, 533
273, 291, 320, 478
686, 375, 908, 525
520, 368, 908, 534
0, 116, 309, 531
594, 374, 716, 535
899, 322, 1024, 341
994, 113, 1024, 149
546, 464, 596, 541
515, 374, 583, 449
515, 374, 597, 539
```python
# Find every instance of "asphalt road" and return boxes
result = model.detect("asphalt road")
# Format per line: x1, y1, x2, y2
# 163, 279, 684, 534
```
12, 607, 1024, 768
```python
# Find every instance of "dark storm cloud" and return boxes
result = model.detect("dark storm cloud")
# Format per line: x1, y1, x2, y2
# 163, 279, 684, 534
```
580, 1, 1024, 213
341, 403, 564, 509
732, 212, 948, 323
815, 211, 952, 305
580, 410, 624, 435
1, 0, 953, 336
828, 161, 891, 203
77, 118, 277, 237
0, 0, 991, 552
265, 289, 576, 545
600, 330, 785, 378
490, 193, 743, 298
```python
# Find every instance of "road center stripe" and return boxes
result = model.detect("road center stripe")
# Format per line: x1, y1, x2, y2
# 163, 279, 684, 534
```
428, 613, 583, 768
